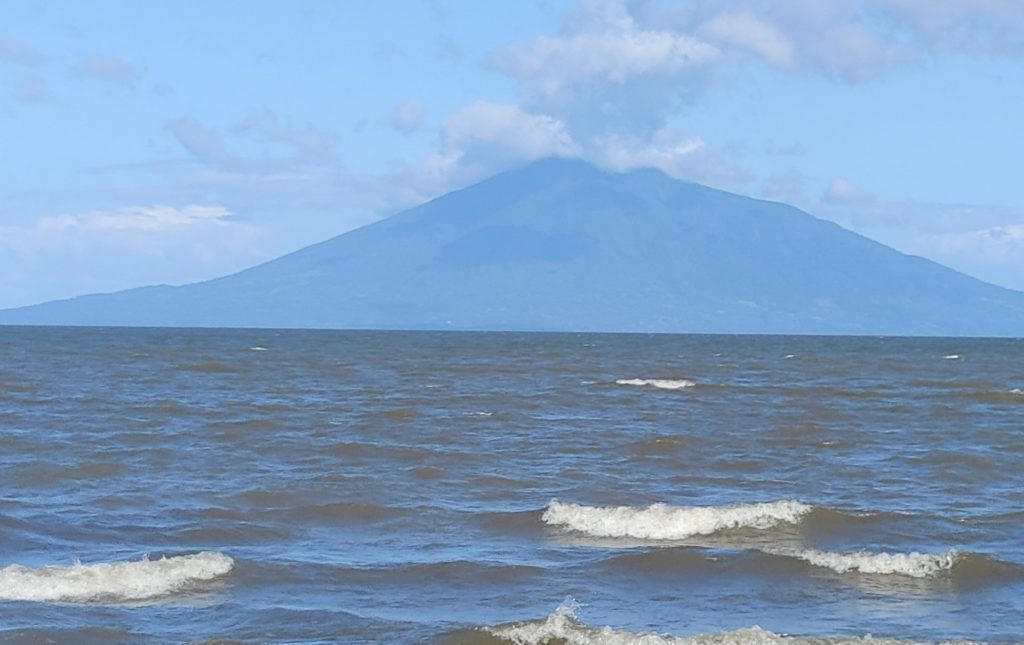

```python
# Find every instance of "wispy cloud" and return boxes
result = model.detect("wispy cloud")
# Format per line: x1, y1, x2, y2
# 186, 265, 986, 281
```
0, 34, 46, 66
235, 110, 337, 159
37, 204, 233, 233
8, 75, 59, 105
165, 118, 230, 165
435, 36, 463, 61
74, 55, 144, 88
822, 178, 877, 205
635, 0, 1024, 80
166, 112, 338, 171
815, 196, 1024, 291
700, 10, 795, 69
385, 99, 428, 135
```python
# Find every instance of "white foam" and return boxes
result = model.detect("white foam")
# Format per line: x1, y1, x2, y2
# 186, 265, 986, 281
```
542, 500, 812, 540
1011, 388, 1023, 395
249, 346, 268, 351
615, 379, 696, 390
488, 599, 686, 645
0, 551, 233, 603
774, 548, 960, 578
486, 601, 967, 645
944, 354, 961, 360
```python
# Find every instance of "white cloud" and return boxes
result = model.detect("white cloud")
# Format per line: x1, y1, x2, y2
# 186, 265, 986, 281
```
493, 24, 718, 100
700, 10, 795, 68
37, 205, 233, 233
914, 223, 1024, 291
591, 126, 704, 176
879, 0, 1024, 55
927, 223, 1024, 258
491, 0, 719, 119
477, 0, 1024, 190
435, 101, 581, 172
0, 204, 264, 309
978, 223, 1024, 242
626, 2, 910, 80
617, 1, 1024, 83
814, 194, 1024, 291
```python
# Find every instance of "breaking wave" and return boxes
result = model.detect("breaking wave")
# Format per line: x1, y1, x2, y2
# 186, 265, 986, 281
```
615, 378, 696, 390
0, 551, 233, 603
542, 500, 812, 539
770, 548, 959, 578
596, 546, 1023, 585
460, 600, 981, 645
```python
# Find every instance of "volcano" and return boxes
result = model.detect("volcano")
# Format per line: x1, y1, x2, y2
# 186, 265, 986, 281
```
3, 158, 1023, 336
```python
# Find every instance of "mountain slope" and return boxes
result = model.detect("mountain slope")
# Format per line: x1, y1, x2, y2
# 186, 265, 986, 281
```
3, 159, 1023, 335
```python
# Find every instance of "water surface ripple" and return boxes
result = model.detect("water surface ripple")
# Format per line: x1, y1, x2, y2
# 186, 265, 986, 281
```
1, 328, 1022, 643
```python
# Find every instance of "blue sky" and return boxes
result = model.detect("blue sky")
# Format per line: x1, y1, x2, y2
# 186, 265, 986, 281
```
2, 0, 1023, 309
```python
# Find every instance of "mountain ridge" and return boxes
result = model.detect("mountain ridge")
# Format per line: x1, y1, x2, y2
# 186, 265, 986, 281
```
3, 158, 1022, 336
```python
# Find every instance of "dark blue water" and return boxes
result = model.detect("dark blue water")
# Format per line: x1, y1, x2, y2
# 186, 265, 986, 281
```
1, 328, 1022, 644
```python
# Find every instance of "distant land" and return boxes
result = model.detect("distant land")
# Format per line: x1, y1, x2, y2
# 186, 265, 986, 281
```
2, 158, 1023, 336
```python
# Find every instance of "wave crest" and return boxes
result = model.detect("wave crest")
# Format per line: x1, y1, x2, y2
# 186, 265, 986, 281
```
773, 548, 959, 578
615, 378, 696, 390
0, 551, 234, 603
481, 601, 978, 645
542, 500, 812, 540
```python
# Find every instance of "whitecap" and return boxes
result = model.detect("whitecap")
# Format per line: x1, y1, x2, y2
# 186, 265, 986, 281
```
484, 600, 972, 644
249, 346, 268, 351
615, 378, 696, 390
944, 354, 961, 360
542, 500, 811, 540
770, 548, 960, 578
0, 551, 234, 603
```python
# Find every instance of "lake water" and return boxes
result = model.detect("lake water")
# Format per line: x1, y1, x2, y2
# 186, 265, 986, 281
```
1, 327, 1023, 644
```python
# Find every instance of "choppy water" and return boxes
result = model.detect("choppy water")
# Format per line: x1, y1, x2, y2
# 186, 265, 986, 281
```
1, 328, 1023, 644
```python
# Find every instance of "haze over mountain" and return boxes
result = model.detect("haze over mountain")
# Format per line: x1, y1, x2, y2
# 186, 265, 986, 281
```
3, 159, 1023, 336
